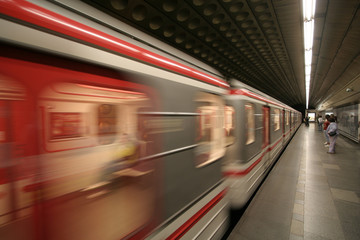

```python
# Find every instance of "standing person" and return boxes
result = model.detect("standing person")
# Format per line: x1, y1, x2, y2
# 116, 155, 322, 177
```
327, 117, 338, 154
304, 115, 309, 127
323, 114, 330, 146
317, 115, 323, 131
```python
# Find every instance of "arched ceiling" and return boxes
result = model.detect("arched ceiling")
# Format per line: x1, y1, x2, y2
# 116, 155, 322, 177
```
82, 0, 360, 112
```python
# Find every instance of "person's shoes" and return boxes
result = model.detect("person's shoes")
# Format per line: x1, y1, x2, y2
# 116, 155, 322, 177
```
327, 152, 335, 154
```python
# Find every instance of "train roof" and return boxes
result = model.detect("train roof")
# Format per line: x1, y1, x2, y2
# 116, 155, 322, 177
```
229, 79, 298, 112
0, 0, 229, 89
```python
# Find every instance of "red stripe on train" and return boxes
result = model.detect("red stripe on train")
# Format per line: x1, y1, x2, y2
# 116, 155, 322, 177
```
230, 89, 287, 109
166, 189, 227, 240
0, 0, 229, 89
269, 138, 282, 151
223, 151, 267, 177
223, 137, 283, 177
283, 130, 290, 137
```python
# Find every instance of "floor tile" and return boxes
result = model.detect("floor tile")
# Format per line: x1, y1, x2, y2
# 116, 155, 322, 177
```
330, 188, 360, 204
322, 163, 340, 170
227, 125, 359, 240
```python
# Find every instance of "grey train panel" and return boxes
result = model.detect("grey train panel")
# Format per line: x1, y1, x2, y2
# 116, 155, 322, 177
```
126, 72, 224, 219
270, 106, 283, 143
237, 101, 263, 163
163, 151, 223, 219
284, 110, 290, 134
225, 98, 264, 164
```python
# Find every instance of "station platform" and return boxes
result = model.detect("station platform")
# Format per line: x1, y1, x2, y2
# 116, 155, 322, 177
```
227, 123, 360, 240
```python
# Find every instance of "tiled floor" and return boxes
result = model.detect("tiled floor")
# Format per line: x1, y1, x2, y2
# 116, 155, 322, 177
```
228, 123, 360, 240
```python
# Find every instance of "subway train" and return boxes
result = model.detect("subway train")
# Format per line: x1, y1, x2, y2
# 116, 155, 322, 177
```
0, 1, 301, 239
223, 80, 302, 209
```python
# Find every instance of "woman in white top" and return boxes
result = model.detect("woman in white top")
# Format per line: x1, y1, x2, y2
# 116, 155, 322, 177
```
326, 117, 338, 154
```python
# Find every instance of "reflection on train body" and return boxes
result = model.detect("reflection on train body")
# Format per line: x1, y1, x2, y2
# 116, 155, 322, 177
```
0, 0, 301, 239
0, 60, 160, 239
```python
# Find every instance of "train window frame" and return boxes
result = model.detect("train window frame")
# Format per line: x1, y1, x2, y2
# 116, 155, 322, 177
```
262, 106, 270, 148
224, 105, 235, 146
50, 112, 86, 140
40, 82, 150, 152
195, 92, 226, 168
274, 108, 280, 131
286, 111, 290, 126
98, 104, 117, 145
245, 103, 255, 145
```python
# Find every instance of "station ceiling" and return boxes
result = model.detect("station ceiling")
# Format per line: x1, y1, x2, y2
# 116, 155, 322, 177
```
83, 0, 360, 112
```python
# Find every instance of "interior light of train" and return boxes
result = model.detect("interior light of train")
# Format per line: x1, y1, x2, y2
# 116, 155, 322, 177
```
76, 84, 145, 96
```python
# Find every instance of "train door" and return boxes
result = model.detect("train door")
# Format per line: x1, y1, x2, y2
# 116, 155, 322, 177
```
0, 100, 13, 226
282, 109, 286, 144
0, 76, 35, 240
290, 111, 294, 134
262, 106, 270, 149
282, 110, 285, 138
195, 93, 226, 167
262, 106, 270, 168
0, 52, 162, 240
38, 79, 159, 240
284, 110, 290, 143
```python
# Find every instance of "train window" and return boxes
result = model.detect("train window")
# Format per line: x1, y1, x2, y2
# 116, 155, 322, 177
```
286, 111, 290, 125
224, 105, 235, 145
50, 113, 84, 140
274, 109, 280, 131
245, 103, 255, 145
195, 93, 225, 168
98, 104, 117, 145
40, 82, 150, 152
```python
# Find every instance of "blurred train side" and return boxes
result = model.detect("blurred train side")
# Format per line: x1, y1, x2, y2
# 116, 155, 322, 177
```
0, 1, 229, 239
223, 81, 302, 209
0, 1, 302, 239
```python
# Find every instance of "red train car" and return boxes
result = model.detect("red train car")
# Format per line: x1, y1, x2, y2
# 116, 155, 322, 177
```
0, 0, 229, 239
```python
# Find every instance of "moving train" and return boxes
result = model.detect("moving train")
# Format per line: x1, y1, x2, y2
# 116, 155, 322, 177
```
223, 80, 302, 209
0, 1, 301, 239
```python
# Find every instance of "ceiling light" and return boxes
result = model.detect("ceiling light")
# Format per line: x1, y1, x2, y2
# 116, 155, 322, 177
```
303, 0, 316, 109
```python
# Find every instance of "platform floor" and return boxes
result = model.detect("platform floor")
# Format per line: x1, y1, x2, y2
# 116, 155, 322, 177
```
227, 123, 360, 240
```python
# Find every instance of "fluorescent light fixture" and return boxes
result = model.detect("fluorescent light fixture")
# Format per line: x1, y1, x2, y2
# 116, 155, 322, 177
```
303, 0, 316, 109
304, 21, 314, 50
305, 50, 313, 64
303, 0, 316, 21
